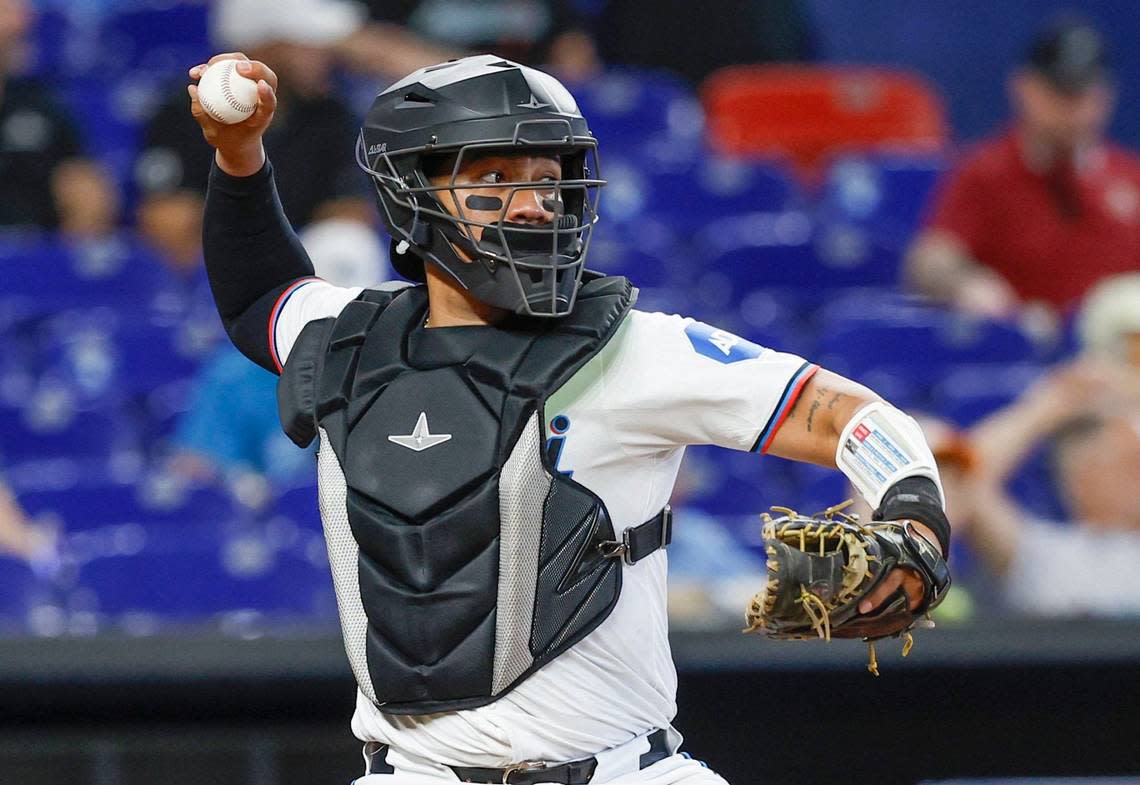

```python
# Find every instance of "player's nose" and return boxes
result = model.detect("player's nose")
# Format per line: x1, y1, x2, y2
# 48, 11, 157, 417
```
506, 188, 555, 225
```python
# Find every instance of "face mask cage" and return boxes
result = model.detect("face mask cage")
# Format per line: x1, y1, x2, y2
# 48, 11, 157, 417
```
356, 119, 605, 316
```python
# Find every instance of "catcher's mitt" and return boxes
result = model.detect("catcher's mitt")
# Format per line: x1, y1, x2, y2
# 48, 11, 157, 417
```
744, 501, 950, 675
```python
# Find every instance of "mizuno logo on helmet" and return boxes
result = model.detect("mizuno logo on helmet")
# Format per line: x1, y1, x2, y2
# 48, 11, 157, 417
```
518, 94, 550, 110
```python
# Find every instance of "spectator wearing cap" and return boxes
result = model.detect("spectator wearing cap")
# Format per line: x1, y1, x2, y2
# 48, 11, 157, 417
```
906, 16, 1140, 325
133, 0, 375, 274
0, 0, 119, 237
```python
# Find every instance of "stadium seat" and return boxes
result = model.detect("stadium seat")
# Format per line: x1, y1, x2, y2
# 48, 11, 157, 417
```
18, 480, 240, 534
569, 69, 704, 152
701, 66, 949, 175
36, 307, 216, 399
99, 2, 211, 74
270, 483, 322, 534
817, 154, 948, 248
75, 525, 335, 619
0, 234, 179, 319
815, 311, 1038, 379
680, 445, 797, 517
693, 211, 903, 309
931, 363, 1047, 426
0, 556, 38, 631
0, 405, 137, 466
601, 147, 802, 230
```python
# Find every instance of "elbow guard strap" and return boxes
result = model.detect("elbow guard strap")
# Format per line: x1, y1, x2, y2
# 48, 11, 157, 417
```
873, 476, 951, 559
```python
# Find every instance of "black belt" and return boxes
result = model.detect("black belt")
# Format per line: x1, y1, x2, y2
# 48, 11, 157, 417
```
366, 728, 672, 784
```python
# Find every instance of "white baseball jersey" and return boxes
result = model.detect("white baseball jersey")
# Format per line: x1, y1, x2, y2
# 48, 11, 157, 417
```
273, 280, 817, 767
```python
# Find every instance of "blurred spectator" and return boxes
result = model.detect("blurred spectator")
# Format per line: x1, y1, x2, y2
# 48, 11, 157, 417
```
962, 360, 1140, 615
1077, 273, 1140, 368
360, 0, 601, 81
165, 223, 387, 505
133, 0, 373, 273
906, 16, 1140, 323
595, 0, 815, 84
0, 0, 118, 237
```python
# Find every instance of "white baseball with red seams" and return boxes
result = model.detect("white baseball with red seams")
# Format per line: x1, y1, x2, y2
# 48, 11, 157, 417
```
196, 59, 258, 124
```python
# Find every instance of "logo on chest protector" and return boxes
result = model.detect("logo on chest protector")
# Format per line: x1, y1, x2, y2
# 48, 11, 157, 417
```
388, 412, 452, 452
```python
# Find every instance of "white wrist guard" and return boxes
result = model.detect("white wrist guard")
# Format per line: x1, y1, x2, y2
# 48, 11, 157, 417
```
835, 401, 944, 510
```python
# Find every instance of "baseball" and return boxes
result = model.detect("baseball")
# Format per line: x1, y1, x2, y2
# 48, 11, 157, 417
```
196, 59, 259, 124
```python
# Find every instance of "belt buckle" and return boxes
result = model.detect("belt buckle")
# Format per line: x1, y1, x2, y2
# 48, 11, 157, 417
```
501, 760, 546, 783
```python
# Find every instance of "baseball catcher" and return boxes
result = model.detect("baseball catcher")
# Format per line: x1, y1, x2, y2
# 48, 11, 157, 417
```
190, 50, 953, 784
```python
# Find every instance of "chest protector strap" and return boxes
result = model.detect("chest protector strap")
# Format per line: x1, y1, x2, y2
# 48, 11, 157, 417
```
278, 274, 667, 714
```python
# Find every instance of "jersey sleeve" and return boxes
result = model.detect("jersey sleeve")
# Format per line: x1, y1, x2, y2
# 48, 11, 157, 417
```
599, 311, 818, 454
271, 279, 364, 368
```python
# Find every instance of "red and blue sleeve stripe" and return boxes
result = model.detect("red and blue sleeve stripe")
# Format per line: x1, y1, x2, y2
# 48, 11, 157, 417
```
751, 362, 819, 454
268, 276, 321, 373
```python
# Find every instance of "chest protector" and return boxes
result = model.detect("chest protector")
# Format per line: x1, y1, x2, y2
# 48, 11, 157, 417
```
277, 275, 654, 714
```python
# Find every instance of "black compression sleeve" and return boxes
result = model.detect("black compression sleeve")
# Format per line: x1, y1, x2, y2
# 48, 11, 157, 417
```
873, 476, 951, 558
203, 158, 316, 372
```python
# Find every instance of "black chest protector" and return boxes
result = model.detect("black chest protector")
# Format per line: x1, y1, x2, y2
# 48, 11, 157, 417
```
278, 275, 668, 715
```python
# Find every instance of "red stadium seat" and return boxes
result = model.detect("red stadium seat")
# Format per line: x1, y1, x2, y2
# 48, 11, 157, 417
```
700, 66, 949, 176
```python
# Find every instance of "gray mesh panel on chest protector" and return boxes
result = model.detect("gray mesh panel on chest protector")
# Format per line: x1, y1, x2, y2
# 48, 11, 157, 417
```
280, 275, 636, 714
494, 411, 550, 693
317, 427, 376, 704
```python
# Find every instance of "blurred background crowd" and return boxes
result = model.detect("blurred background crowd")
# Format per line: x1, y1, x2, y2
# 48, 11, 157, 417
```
1, 0, 1138, 640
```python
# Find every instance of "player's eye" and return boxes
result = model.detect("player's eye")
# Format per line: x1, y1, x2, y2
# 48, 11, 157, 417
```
478, 171, 505, 185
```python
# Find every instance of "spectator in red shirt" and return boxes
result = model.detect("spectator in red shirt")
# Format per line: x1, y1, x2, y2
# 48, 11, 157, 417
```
906, 16, 1140, 323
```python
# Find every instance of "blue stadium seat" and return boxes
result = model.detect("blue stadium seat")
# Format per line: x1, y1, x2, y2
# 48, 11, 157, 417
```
569, 69, 703, 151
785, 462, 850, 516
99, 2, 211, 74
36, 308, 216, 399
602, 149, 801, 230
817, 154, 947, 248
0, 405, 137, 466
931, 363, 1047, 426
75, 525, 335, 619
680, 445, 797, 517
0, 556, 38, 632
0, 234, 179, 319
18, 480, 240, 533
815, 311, 1037, 379
270, 483, 322, 534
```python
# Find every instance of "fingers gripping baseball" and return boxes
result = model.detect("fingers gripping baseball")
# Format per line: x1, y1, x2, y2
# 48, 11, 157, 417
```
187, 54, 279, 176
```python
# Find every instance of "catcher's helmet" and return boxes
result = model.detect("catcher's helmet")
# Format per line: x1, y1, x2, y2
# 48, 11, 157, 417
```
357, 55, 604, 317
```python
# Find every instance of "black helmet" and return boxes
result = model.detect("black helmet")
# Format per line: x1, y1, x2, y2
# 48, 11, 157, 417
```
357, 54, 605, 317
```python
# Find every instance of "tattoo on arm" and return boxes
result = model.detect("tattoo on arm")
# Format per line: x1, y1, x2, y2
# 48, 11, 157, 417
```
805, 385, 830, 433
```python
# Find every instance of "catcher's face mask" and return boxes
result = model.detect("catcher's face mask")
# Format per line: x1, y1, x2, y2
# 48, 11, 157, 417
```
358, 131, 603, 318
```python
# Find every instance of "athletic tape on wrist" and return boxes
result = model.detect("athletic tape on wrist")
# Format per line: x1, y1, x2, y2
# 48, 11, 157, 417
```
835, 401, 944, 510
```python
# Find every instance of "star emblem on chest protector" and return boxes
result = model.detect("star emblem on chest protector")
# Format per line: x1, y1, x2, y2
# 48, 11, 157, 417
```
388, 412, 452, 452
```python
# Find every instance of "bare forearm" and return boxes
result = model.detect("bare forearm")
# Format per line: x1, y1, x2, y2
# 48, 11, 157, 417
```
766, 369, 880, 467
